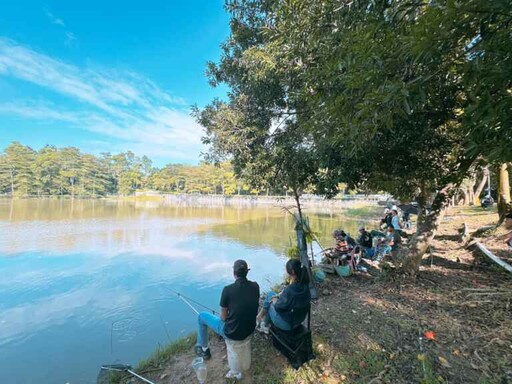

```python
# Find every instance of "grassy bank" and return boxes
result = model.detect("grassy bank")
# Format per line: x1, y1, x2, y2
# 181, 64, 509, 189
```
124, 207, 511, 384
108, 335, 197, 384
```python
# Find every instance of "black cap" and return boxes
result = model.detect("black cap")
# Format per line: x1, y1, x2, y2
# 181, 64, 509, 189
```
233, 259, 249, 273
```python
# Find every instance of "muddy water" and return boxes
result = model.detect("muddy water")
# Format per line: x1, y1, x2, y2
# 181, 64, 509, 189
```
0, 199, 361, 384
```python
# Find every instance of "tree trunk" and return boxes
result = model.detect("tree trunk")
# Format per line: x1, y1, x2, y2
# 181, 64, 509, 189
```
467, 172, 476, 205
462, 187, 470, 205
292, 187, 303, 223
399, 186, 453, 275
497, 163, 511, 225
293, 190, 317, 300
498, 163, 511, 204
473, 167, 489, 205
9, 168, 14, 196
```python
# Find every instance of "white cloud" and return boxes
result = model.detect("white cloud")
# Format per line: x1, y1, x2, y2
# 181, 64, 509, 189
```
64, 31, 77, 47
0, 38, 205, 163
44, 8, 79, 48
44, 8, 66, 27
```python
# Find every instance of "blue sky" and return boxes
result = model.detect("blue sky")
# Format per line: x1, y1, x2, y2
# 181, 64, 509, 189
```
0, 0, 230, 166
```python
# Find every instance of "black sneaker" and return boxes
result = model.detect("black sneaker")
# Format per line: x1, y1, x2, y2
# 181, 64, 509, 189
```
194, 346, 211, 360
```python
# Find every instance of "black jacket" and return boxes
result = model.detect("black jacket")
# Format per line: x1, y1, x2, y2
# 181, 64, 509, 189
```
274, 282, 311, 325
357, 231, 373, 248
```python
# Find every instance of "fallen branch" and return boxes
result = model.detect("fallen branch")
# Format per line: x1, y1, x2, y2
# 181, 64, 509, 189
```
473, 241, 512, 273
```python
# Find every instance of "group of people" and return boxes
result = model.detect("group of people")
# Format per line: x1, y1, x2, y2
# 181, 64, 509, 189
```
380, 207, 407, 232
360, 225, 402, 262
194, 258, 311, 379
328, 207, 408, 269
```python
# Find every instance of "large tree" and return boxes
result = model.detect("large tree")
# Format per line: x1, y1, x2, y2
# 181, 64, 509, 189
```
196, 0, 512, 274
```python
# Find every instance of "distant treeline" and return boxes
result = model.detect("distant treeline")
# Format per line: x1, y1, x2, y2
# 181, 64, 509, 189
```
0, 142, 294, 197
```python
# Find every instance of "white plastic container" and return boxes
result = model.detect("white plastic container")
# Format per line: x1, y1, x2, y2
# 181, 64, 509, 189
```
225, 336, 252, 375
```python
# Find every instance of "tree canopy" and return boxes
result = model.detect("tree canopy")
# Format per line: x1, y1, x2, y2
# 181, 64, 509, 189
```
0, 141, 294, 197
195, 0, 512, 273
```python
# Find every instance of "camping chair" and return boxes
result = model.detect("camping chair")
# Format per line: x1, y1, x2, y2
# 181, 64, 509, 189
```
269, 304, 315, 369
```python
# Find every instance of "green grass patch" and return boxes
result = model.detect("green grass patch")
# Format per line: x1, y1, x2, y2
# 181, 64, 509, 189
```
343, 206, 382, 219
136, 333, 197, 371
105, 334, 197, 384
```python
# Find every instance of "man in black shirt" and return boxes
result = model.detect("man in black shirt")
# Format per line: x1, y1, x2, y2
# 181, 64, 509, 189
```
195, 259, 260, 361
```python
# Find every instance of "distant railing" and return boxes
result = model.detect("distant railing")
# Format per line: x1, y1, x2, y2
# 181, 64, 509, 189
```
0, 192, 390, 208
154, 193, 389, 208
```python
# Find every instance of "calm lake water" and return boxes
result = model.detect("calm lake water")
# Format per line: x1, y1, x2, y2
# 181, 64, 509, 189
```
0, 199, 360, 384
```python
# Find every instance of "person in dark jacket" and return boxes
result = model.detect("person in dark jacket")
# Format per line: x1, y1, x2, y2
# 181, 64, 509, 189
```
195, 259, 259, 362
256, 259, 311, 333
380, 208, 393, 229
357, 227, 373, 248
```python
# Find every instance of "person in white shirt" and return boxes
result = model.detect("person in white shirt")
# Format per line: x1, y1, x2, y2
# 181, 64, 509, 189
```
391, 209, 403, 231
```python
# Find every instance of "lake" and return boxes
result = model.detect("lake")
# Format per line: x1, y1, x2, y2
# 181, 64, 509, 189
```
0, 199, 361, 384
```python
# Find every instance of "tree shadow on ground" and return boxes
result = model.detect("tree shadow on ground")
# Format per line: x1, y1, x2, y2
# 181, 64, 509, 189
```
249, 259, 512, 384
421, 255, 473, 271
434, 234, 462, 242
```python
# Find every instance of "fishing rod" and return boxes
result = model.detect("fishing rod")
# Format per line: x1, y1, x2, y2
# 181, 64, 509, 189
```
100, 364, 155, 384
167, 288, 218, 315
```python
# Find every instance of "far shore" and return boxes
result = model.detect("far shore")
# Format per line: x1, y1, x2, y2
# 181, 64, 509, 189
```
0, 192, 390, 210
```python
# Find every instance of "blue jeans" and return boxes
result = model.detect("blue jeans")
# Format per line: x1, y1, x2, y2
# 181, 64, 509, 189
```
263, 292, 291, 331
363, 247, 375, 259
196, 312, 225, 348
376, 245, 391, 261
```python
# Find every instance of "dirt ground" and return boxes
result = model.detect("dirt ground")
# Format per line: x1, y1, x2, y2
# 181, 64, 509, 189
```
139, 207, 512, 384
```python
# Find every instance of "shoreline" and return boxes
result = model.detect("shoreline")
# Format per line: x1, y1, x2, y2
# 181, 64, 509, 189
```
118, 206, 512, 384
0, 193, 388, 205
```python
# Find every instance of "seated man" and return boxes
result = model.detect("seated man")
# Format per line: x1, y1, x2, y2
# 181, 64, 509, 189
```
388, 226, 402, 255
358, 226, 374, 259
340, 230, 357, 248
357, 227, 373, 248
195, 260, 259, 371
333, 230, 350, 255
375, 227, 401, 261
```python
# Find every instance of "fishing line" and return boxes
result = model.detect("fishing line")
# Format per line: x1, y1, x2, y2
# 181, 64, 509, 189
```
159, 311, 172, 343
166, 288, 218, 315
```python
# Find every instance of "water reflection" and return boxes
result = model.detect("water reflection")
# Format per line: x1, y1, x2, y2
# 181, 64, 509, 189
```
0, 199, 361, 384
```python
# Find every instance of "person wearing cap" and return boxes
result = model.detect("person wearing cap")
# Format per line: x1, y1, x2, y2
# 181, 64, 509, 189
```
194, 259, 259, 363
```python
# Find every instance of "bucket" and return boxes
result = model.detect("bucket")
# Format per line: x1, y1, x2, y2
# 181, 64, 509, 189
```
312, 268, 326, 282
335, 264, 352, 277
225, 336, 252, 374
